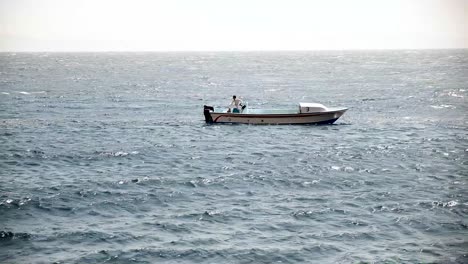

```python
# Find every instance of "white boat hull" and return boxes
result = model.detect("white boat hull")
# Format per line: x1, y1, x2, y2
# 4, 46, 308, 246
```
205, 108, 347, 125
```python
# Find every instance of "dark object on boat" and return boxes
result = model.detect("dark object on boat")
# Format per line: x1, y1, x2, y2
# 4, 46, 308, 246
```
204, 105, 214, 123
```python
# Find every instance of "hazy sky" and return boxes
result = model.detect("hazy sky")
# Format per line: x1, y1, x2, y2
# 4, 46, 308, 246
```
0, 0, 466, 51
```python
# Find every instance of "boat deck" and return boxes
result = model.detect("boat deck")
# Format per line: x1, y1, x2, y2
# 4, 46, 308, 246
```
242, 108, 298, 114
218, 107, 345, 115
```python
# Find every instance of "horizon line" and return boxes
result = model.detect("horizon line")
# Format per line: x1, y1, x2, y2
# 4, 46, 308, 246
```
1, 47, 467, 53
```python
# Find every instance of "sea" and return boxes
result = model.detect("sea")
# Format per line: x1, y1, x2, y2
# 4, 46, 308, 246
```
0, 50, 467, 264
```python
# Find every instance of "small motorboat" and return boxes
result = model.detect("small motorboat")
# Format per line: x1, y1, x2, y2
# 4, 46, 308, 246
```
203, 103, 347, 125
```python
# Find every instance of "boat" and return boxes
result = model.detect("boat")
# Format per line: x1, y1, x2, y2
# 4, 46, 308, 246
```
203, 102, 347, 125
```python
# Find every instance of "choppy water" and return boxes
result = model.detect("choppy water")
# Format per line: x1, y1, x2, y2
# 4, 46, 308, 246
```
1, 50, 467, 263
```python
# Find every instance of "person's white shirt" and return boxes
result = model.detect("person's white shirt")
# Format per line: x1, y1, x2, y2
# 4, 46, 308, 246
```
231, 98, 242, 108
228, 96, 243, 112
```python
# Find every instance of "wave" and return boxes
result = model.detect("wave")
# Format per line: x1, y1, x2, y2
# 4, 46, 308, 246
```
0, 231, 31, 240
74, 245, 343, 263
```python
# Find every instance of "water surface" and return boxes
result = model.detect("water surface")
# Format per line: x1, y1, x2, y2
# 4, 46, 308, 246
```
1, 50, 467, 263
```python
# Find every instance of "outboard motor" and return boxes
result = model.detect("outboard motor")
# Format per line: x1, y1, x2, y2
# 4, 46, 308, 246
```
203, 105, 214, 123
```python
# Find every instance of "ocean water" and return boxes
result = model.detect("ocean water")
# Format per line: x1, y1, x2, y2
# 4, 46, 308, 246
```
0, 50, 467, 263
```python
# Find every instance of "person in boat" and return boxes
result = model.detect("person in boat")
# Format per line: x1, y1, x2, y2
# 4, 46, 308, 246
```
228, 95, 243, 113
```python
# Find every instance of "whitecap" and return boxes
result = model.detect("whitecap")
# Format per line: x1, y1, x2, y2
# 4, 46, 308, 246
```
430, 105, 455, 109
446, 200, 458, 207
304, 180, 321, 185
203, 210, 220, 216
201, 178, 212, 185
1, 92, 10, 95
449, 92, 463, 98
331, 166, 341, 171
114, 151, 128, 157
264, 89, 280, 92
19, 198, 31, 206
432, 200, 459, 207
19, 91, 30, 95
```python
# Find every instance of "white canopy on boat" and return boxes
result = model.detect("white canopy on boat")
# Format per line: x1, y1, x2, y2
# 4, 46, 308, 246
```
299, 103, 328, 113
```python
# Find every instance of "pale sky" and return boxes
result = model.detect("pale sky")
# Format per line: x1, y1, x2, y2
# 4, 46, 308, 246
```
0, 0, 466, 51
